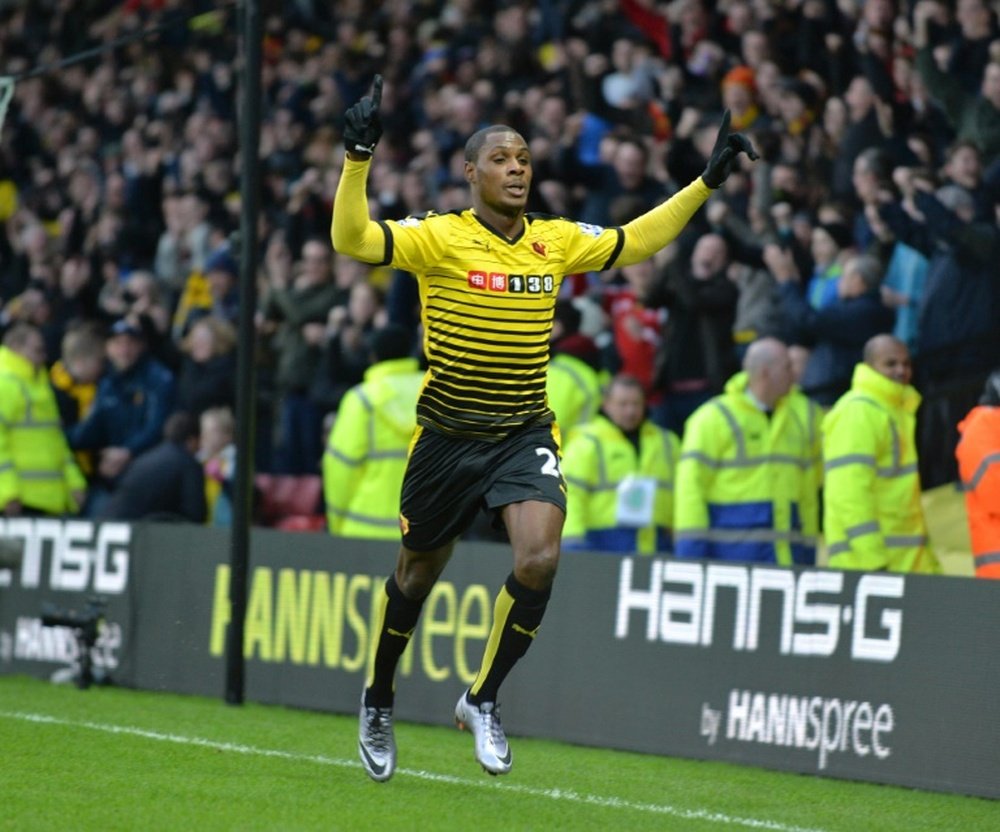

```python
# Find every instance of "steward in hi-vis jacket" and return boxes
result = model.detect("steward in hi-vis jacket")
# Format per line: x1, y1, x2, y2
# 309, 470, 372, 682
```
674, 338, 818, 565
323, 325, 424, 539
0, 323, 86, 516
562, 375, 678, 554
823, 335, 940, 573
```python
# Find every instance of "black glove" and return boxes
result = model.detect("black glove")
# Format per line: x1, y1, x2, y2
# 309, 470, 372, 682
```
701, 109, 759, 189
343, 74, 383, 158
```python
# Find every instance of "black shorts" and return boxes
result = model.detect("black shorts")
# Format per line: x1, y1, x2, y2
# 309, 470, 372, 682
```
399, 422, 567, 551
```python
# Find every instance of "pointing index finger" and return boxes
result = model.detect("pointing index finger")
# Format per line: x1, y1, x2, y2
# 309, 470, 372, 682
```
718, 108, 731, 138
371, 74, 383, 113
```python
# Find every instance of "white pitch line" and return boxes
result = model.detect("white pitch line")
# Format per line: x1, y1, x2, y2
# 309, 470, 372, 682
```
2, 710, 827, 832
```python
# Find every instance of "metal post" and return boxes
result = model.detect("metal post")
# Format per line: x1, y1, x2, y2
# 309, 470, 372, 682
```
225, 0, 262, 706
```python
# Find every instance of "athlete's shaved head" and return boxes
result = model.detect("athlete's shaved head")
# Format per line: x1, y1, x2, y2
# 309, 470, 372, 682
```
464, 125, 525, 162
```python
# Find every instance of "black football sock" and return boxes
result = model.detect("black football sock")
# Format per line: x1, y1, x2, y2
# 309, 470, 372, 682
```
467, 573, 550, 705
364, 575, 424, 709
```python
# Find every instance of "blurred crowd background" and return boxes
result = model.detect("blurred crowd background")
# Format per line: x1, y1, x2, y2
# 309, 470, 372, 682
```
0, 0, 998, 531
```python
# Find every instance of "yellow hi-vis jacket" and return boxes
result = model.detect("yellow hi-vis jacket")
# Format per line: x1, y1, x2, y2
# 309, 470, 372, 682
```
322, 357, 423, 539
562, 414, 679, 554
674, 372, 819, 565
787, 386, 825, 493
823, 363, 940, 573
546, 352, 602, 440
0, 346, 85, 514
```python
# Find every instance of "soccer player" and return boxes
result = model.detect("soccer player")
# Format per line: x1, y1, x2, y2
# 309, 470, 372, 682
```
332, 75, 757, 782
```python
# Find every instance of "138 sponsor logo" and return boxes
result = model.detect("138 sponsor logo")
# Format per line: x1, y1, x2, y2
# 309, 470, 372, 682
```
467, 271, 554, 294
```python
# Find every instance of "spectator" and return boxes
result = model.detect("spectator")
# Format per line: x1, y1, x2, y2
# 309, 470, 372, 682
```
154, 191, 213, 295
674, 337, 818, 565
200, 406, 236, 528
955, 370, 1000, 578
560, 135, 669, 228
770, 248, 895, 406
805, 221, 854, 310
176, 315, 237, 418
562, 374, 679, 555
546, 299, 603, 439
311, 279, 386, 416
941, 0, 998, 94
173, 246, 240, 340
882, 173, 1000, 384
648, 232, 740, 434
50, 323, 106, 481
600, 256, 665, 404
322, 324, 423, 539
822, 334, 940, 573
830, 77, 888, 204
913, 1, 1000, 159
100, 411, 206, 523
121, 270, 178, 369
68, 317, 176, 515
50, 323, 105, 431
258, 237, 341, 474
939, 139, 992, 220
0, 322, 86, 517
721, 65, 763, 132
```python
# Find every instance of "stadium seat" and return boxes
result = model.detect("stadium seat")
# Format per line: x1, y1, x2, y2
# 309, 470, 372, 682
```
253, 474, 325, 531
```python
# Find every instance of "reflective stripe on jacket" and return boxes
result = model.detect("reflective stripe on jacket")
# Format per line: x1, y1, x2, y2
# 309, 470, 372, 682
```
674, 372, 818, 565
956, 405, 1000, 578
322, 357, 424, 540
823, 363, 939, 574
0, 347, 85, 514
562, 415, 679, 555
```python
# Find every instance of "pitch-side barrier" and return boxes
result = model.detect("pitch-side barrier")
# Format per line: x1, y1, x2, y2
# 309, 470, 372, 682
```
0, 519, 996, 799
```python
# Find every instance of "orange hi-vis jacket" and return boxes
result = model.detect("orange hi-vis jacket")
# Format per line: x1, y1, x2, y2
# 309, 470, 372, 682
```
956, 405, 1000, 579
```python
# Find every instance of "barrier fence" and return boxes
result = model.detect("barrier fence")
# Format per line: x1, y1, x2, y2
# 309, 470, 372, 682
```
0, 518, 997, 799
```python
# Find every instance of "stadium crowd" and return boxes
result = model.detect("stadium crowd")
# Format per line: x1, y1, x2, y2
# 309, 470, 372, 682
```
0, 0, 998, 573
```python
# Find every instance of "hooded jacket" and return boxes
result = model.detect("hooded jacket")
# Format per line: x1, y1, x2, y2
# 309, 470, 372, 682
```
674, 371, 818, 565
823, 363, 940, 573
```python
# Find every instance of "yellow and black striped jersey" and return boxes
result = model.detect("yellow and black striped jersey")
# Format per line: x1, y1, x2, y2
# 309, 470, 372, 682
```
376, 210, 625, 440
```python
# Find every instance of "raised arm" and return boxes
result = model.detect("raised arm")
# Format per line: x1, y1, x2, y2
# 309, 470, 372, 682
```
617, 110, 758, 265
331, 75, 390, 264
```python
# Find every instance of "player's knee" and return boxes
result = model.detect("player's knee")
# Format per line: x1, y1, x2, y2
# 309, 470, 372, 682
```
396, 569, 436, 600
513, 541, 560, 590
396, 546, 451, 599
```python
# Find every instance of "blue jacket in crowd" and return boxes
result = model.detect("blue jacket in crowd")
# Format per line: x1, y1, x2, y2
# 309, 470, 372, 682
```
69, 355, 176, 457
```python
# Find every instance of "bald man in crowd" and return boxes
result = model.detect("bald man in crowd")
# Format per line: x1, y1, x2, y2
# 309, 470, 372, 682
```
822, 334, 940, 573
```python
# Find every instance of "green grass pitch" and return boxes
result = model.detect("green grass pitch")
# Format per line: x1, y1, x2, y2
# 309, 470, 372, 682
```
1, 675, 995, 831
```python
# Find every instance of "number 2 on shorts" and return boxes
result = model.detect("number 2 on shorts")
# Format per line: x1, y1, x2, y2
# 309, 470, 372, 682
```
535, 447, 562, 479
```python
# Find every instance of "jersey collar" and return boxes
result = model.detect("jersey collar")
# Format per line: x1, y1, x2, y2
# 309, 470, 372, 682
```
470, 210, 526, 245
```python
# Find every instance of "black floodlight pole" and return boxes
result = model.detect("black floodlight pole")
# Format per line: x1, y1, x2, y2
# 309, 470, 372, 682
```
225, 0, 262, 706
